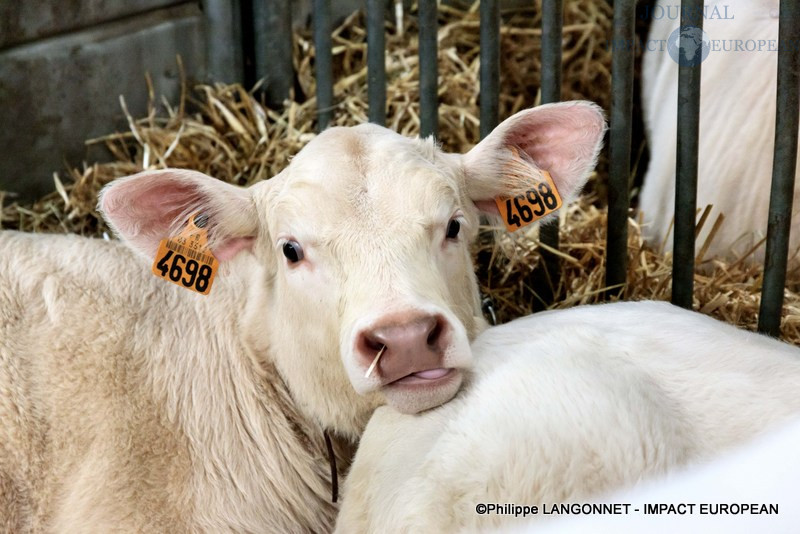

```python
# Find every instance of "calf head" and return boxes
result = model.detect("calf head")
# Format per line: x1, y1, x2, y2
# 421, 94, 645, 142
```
100, 101, 605, 436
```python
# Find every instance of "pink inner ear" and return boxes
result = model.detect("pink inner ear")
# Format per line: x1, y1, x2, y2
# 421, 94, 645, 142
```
213, 237, 255, 262
102, 169, 259, 263
102, 179, 201, 242
504, 104, 605, 196
474, 199, 501, 215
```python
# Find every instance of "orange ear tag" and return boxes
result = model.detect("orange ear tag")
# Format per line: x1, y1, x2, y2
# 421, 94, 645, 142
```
494, 148, 563, 232
151, 213, 219, 295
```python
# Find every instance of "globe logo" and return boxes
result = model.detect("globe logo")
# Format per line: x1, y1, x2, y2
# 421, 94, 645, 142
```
667, 25, 710, 66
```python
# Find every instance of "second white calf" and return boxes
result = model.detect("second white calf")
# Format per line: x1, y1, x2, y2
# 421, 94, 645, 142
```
336, 301, 800, 532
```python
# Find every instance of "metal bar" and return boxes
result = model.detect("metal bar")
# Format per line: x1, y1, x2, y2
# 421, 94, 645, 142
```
240, 0, 256, 88
533, 0, 564, 308
540, 0, 562, 105
671, 1, 704, 309
605, 0, 636, 297
201, 0, 244, 84
253, 0, 293, 108
418, 0, 438, 138
758, 0, 800, 336
479, 0, 499, 138
367, 0, 387, 125
313, 0, 334, 131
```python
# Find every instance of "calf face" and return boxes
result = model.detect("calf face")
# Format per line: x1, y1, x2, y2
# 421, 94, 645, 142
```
100, 101, 605, 432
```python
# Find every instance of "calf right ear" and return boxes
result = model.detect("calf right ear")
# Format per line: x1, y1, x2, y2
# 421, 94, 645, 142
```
99, 169, 258, 262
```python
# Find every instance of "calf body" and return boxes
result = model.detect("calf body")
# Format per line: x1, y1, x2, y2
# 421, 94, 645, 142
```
531, 417, 800, 534
0, 231, 343, 532
336, 301, 800, 533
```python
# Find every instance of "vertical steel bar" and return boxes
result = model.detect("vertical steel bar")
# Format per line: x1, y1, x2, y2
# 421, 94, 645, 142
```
671, 1, 704, 309
253, 0, 293, 108
418, 0, 438, 138
534, 0, 564, 308
479, 0, 500, 138
605, 0, 636, 296
313, 0, 333, 131
475, 0, 500, 316
367, 0, 387, 125
241, 0, 256, 88
540, 0, 563, 105
758, 0, 800, 336
202, 0, 244, 84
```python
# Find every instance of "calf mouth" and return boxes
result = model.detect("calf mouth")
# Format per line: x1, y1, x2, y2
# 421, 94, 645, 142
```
381, 368, 463, 414
386, 367, 458, 387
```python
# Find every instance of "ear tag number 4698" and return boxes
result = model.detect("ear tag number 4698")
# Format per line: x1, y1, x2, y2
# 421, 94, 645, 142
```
151, 214, 218, 295
495, 170, 562, 232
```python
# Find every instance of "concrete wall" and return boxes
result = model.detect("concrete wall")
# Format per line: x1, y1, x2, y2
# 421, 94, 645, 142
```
0, 1, 206, 202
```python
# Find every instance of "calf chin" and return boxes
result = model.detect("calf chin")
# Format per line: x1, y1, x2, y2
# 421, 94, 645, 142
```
382, 369, 465, 414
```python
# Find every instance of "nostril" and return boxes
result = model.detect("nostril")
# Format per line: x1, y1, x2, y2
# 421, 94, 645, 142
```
356, 330, 387, 366
426, 317, 444, 347
364, 335, 385, 353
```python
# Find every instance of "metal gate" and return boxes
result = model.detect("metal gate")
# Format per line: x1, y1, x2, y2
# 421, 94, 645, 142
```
204, 0, 799, 337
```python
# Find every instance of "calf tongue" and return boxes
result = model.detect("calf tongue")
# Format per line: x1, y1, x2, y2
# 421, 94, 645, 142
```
412, 368, 450, 380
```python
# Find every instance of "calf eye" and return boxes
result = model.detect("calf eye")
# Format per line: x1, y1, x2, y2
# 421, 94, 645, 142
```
446, 219, 461, 240
282, 241, 304, 263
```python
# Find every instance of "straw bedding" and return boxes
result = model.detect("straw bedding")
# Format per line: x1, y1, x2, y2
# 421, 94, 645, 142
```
2, 1, 799, 342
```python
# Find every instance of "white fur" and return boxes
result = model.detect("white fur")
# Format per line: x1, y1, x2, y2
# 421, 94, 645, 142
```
0, 102, 605, 531
335, 301, 800, 533
639, 0, 797, 263
519, 416, 800, 533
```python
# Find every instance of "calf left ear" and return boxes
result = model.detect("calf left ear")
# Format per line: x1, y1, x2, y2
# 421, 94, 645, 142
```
463, 101, 606, 218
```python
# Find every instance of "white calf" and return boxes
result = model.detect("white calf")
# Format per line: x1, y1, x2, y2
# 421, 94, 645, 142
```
0, 101, 605, 532
336, 301, 800, 533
